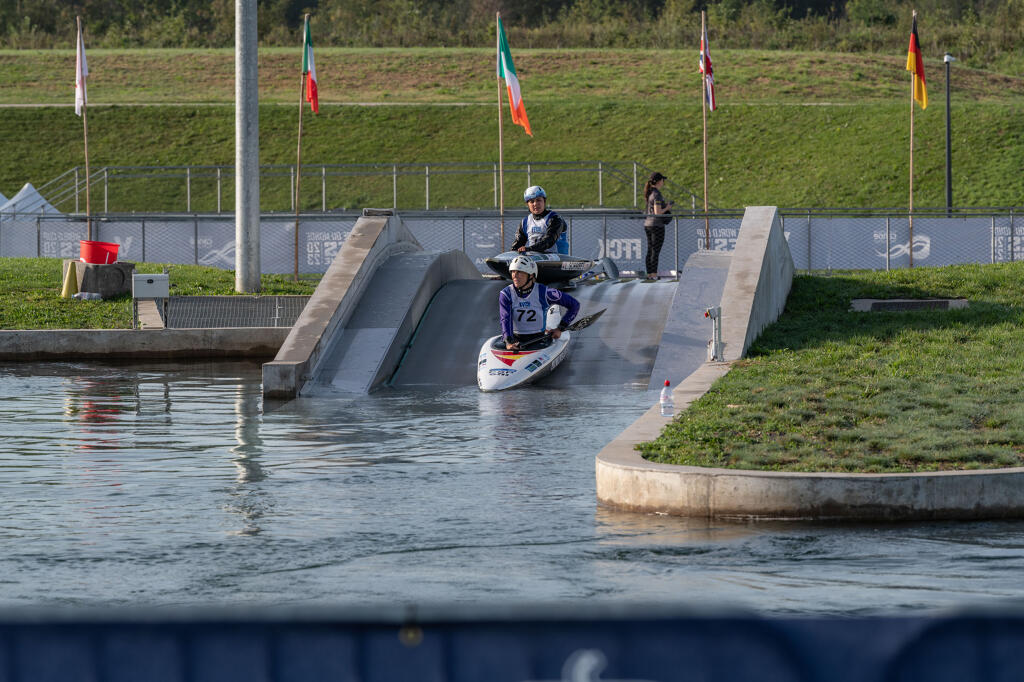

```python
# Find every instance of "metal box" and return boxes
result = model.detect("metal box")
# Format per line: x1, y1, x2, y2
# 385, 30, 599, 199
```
132, 273, 169, 299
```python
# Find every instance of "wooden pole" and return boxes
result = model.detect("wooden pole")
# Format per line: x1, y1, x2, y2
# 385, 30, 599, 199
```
497, 12, 505, 252
701, 11, 710, 251
293, 14, 309, 282
908, 10, 916, 268
78, 16, 92, 241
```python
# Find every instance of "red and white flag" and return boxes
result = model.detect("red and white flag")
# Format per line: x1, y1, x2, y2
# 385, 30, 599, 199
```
75, 19, 88, 116
302, 15, 319, 113
699, 23, 716, 112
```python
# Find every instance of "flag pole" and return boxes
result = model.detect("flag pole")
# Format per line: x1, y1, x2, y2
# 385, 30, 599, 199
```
293, 14, 309, 282
78, 16, 92, 241
496, 12, 505, 252
701, 11, 710, 251
908, 9, 917, 268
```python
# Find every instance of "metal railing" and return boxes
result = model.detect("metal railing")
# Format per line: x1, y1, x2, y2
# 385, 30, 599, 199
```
36, 161, 702, 215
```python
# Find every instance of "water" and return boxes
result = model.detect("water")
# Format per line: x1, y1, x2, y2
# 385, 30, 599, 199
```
3, 361, 1024, 614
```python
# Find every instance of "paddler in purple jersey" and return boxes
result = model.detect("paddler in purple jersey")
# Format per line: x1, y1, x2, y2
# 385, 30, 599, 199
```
499, 255, 579, 350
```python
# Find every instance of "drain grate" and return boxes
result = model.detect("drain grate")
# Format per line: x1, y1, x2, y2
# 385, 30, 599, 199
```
850, 298, 969, 313
165, 296, 310, 328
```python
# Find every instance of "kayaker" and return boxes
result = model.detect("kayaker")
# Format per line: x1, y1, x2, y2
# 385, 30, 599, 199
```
500, 255, 579, 350
512, 185, 569, 255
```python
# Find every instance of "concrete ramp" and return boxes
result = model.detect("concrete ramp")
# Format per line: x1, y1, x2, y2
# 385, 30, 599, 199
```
309, 250, 483, 393
647, 250, 732, 389
389, 279, 679, 389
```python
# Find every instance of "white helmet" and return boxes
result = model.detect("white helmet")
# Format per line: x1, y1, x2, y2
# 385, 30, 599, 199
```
523, 185, 547, 202
508, 255, 538, 278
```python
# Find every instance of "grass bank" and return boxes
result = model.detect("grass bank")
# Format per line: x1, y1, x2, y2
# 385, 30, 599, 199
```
1, 48, 1022, 209
0, 258, 320, 330
640, 261, 1024, 473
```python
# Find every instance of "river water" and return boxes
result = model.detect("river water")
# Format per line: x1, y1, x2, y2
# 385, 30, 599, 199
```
3, 360, 1024, 614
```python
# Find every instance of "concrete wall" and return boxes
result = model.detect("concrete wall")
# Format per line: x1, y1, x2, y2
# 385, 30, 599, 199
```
719, 206, 794, 361
312, 249, 482, 393
262, 212, 421, 399
0, 328, 288, 360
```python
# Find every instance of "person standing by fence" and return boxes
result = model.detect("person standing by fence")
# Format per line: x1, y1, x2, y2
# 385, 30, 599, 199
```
642, 172, 673, 279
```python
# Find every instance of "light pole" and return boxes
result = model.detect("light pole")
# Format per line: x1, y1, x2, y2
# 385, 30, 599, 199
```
944, 53, 955, 215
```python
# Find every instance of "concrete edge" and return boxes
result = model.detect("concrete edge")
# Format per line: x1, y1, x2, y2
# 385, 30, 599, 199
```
597, 206, 1024, 521
0, 328, 290, 360
262, 214, 420, 399
367, 250, 483, 391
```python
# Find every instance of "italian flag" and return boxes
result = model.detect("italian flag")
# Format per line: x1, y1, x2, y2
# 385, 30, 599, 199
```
497, 17, 531, 136
303, 16, 319, 113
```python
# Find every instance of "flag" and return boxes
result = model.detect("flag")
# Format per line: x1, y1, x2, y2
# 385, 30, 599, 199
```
497, 17, 532, 136
302, 16, 319, 113
700, 22, 716, 111
75, 20, 88, 116
906, 13, 927, 109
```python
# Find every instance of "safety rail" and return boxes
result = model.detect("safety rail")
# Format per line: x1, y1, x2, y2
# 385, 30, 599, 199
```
36, 161, 702, 216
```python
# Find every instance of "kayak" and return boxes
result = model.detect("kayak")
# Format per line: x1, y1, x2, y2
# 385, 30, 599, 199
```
484, 251, 595, 285
477, 305, 571, 392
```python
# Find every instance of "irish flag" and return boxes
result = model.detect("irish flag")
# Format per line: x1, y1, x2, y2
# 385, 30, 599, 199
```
497, 17, 531, 136
302, 15, 319, 113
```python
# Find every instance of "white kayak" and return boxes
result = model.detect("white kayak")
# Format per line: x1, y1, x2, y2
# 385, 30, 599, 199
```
476, 306, 607, 392
477, 305, 571, 392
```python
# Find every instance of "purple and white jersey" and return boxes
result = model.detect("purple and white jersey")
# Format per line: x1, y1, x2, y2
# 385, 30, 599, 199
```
499, 283, 580, 342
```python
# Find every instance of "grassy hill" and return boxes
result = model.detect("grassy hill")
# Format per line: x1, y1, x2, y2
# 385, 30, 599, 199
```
1, 48, 1022, 209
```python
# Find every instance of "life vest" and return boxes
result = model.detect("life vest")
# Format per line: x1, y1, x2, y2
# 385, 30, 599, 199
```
507, 283, 549, 335
522, 212, 568, 255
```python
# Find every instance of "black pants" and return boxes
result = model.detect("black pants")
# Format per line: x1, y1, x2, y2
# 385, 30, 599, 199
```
644, 223, 665, 275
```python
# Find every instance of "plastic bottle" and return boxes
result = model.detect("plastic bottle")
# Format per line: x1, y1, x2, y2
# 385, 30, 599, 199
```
659, 379, 674, 417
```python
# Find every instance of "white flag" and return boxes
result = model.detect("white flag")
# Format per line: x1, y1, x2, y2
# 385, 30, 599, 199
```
75, 20, 88, 116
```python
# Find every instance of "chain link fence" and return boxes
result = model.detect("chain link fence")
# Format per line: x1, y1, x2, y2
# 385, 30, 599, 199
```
2, 208, 1021, 276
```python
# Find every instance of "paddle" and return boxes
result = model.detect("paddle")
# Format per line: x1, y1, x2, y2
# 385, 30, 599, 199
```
516, 308, 607, 349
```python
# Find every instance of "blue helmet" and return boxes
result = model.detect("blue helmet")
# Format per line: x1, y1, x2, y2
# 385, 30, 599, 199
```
523, 185, 546, 202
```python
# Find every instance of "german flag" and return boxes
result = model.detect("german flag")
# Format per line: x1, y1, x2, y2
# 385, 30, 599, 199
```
906, 13, 927, 109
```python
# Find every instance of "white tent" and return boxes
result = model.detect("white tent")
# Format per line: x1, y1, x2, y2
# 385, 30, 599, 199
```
0, 183, 61, 215
0, 191, 6, 205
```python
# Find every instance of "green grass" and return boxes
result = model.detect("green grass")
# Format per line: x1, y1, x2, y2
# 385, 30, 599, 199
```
1, 48, 1022, 210
640, 262, 1024, 473
0, 258, 320, 330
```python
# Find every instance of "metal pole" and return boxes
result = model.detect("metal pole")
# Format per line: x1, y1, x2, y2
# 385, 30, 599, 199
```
186, 166, 192, 212
103, 168, 108, 213
425, 165, 430, 210
235, 0, 261, 292
598, 161, 603, 207
944, 53, 955, 215
807, 210, 812, 270
493, 163, 498, 209
991, 215, 996, 264
322, 165, 326, 211
217, 168, 222, 213
632, 162, 637, 208
886, 216, 891, 271
393, 164, 398, 209
75, 167, 80, 213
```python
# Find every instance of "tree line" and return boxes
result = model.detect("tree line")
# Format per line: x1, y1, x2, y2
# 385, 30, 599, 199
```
3, 0, 1022, 68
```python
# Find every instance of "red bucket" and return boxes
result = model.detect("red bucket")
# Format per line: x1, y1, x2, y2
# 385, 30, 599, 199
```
79, 240, 120, 264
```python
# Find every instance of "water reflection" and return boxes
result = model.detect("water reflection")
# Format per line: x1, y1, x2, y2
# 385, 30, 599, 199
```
6, 362, 1024, 613
227, 385, 268, 536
